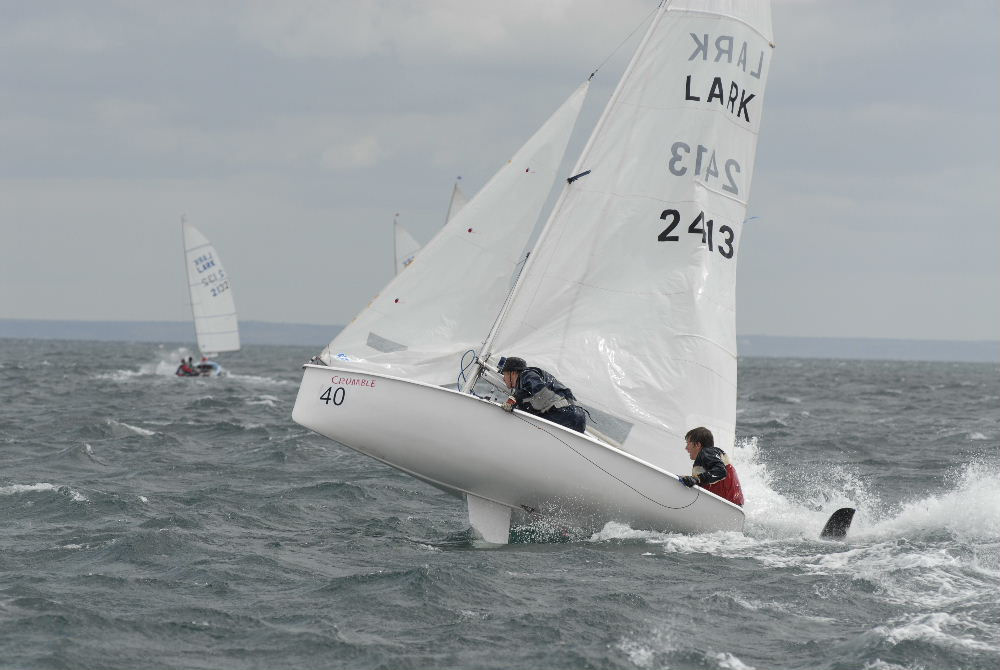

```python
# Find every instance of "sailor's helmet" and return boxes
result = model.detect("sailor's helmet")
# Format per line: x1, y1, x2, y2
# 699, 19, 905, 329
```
498, 356, 526, 373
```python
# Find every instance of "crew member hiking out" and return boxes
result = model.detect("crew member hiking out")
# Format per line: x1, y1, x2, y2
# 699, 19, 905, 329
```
497, 356, 586, 434
678, 426, 745, 506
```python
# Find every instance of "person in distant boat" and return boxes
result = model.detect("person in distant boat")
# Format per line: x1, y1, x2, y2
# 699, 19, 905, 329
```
497, 356, 586, 433
679, 426, 745, 506
176, 357, 197, 376
196, 356, 212, 375
189, 356, 209, 376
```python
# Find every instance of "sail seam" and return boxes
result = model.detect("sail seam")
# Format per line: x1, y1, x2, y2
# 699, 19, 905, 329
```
693, 179, 748, 205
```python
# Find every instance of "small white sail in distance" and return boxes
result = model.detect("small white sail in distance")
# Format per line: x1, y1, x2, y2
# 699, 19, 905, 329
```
317, 81, 590, 386
182, 222, 240, 357
393, 183, 471, 275
393, 215, 421, 275
392, 181, 469, 274
445, 180, 468, 223
478, 0, 775, 476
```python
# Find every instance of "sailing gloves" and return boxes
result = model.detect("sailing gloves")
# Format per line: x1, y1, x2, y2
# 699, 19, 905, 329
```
501, 396, 517, 412
679, 475, 699, 487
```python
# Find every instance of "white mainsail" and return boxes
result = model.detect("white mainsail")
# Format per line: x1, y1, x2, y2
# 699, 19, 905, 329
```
182, 222, 240, 357
393, 216, 421, 275
480, 0, 774, 475
317, 82, 590, 386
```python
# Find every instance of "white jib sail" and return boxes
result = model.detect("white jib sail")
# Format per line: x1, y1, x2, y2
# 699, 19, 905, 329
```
318, 81, 590, 386
445, 181, 468, 222
393, 218, 421, 275
182, 222, 240, 357
484, 0, 774, 475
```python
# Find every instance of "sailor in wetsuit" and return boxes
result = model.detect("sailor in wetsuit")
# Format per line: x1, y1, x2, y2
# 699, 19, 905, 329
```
679, 426, 745, 506
497, 356, 586, 433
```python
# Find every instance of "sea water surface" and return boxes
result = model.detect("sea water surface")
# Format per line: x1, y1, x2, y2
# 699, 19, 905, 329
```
1, 339, 998, 670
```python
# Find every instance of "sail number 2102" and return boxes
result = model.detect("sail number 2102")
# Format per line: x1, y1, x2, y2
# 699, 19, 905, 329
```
657, 209, 735, 259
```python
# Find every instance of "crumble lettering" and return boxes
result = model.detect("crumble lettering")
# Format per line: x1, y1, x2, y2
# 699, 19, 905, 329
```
330, 376, 376, 388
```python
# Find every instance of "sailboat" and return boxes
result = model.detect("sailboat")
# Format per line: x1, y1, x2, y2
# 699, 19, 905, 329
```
180, 220, 240, 376
392, 181, 468, 275
294, 0, 775, 543
444, 180, 468, 224
393, 215, 421, 275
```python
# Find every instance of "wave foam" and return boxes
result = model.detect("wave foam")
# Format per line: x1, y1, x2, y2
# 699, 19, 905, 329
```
730, 436, 872, 540
0, 482, 88, 501
227, 373, 295, 386
0, 483, 60, 496
875, 612, 998, 652
245, 395, 281, 407
615, 627, 678, 668
856, 461, 1000, 542
107, 419, 156, 437
711, 651, 756, 670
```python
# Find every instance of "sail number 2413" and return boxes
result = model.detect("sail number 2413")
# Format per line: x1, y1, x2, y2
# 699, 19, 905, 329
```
657, 209, 735, 259
668, 141, 742, 195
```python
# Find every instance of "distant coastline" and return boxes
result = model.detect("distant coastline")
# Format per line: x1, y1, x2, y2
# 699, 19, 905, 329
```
0, 318, 996, 363
737, 335, 997, 364
0, 319, 337, 349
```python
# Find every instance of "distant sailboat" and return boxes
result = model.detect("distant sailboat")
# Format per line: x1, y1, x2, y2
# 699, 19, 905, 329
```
393, 214, 420, 275
393, 181, 469, 275
444, 180, 468, 224
294, 0, 775, 543
180, 220, 240, 376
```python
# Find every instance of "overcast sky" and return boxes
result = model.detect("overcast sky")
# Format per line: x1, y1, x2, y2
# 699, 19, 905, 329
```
2, 0, 997, 342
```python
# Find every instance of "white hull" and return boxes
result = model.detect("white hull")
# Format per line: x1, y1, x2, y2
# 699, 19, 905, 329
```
293, 365, 744, 541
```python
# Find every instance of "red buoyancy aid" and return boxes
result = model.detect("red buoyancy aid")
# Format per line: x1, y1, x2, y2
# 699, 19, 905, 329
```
703, 462, 744, 507
692, 447, 745, 507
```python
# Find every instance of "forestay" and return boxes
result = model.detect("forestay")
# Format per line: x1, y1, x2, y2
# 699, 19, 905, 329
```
182, 223, 240, 357
317, 82, 589, 386
483, 0, 774, 475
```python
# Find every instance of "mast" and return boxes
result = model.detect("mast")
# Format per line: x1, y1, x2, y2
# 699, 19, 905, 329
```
460, 4, 668, 394
180, 214, 200, 356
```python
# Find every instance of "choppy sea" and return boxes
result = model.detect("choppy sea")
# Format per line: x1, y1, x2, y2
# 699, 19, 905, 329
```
1, 338, 998, 670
